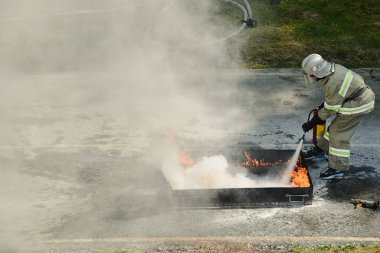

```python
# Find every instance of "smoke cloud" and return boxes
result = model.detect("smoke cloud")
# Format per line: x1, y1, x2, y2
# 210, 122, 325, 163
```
162, 148, 296, 190
0, 0, 264, 251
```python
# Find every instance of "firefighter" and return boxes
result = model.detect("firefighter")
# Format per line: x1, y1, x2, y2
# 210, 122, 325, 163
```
301, 54, 375, 180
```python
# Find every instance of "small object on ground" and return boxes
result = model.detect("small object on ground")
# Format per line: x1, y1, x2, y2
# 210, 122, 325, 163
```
350, 199, 379, 210
245, 17, 257, 28
320, 167, 344, 180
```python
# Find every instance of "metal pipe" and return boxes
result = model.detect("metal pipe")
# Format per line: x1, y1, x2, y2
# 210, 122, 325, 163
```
242, 0, 253, 18
148, 0, 249, 48
222, 0, 249, 21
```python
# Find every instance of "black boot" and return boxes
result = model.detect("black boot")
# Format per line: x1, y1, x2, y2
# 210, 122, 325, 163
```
320, 167, 345, 180
303, 146, 325, 160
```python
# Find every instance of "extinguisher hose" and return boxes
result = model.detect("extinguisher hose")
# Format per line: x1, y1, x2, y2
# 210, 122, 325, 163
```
307, 109, 316, 123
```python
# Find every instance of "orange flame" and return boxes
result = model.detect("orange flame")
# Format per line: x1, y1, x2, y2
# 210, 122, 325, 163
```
242, 151, 311, 188
201, 176, 214, 188
291, 167, 310, 187
241, 151, 280, 168
179, 152, 195, 168
167, 130, 195, 168
290, 158, 311, 187
177, 148, 311, 188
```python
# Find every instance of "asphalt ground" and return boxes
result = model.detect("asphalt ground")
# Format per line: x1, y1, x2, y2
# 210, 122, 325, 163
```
0, 68, 379, 252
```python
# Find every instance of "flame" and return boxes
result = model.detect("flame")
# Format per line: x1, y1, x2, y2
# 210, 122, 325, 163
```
167, 130, 195, 168
176, 147, 311, 188
291, 167, 310, 187
290, 158, 311, 187
201, 175, 214, 188
242, 151, 311, 188
241, 151, 281, 168
179, 152, 195, 168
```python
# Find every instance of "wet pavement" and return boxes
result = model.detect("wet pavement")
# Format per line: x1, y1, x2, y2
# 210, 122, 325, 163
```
0, 68, 379, 251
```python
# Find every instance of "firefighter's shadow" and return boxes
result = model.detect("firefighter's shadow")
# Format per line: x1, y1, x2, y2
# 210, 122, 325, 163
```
325, 166, 380, 200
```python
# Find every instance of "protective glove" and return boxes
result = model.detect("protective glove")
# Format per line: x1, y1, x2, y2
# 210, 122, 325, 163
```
318, 102, 324, 109
302, 115, 325, 132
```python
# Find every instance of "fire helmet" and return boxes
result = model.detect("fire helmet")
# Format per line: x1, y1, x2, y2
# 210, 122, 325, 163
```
302, 54, 335, 84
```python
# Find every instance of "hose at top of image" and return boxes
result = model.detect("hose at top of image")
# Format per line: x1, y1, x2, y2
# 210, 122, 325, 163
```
146, 0, 257, 48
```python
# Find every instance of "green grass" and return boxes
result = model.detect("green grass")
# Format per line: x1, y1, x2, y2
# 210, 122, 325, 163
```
221, 0, 380, 68
39, 245, 380, 253
292, 244, 380, 253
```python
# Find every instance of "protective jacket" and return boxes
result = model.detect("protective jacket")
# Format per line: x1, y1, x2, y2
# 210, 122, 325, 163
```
316, 64, 375, 171
318, 64, 375, 120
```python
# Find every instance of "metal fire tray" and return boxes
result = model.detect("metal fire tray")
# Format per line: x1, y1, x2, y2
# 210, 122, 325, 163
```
168, 149, 313, 208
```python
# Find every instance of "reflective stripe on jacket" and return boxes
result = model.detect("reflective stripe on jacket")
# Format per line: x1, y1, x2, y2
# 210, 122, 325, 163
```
318, 64, 375, 120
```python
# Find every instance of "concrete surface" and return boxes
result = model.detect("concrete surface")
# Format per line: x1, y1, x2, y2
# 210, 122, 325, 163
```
1, 68, 379, 252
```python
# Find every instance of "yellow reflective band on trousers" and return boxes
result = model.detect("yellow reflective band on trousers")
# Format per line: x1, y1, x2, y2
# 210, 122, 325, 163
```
329, 147, 350, 158
339, 70, 353, 97
339, 100, 375, 115
323, 131, 329, 141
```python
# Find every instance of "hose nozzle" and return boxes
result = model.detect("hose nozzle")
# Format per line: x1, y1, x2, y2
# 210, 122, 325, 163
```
298, 133, 305, 142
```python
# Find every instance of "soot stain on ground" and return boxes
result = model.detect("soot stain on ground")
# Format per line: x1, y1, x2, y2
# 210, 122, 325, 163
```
325, 166, 380, 201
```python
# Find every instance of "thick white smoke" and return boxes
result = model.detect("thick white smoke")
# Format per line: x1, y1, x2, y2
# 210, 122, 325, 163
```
162, 147, 295, 189
0, 0, 254, 251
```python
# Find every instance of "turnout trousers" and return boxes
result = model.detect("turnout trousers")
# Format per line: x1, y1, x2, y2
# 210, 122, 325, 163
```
317, 114, 365, 171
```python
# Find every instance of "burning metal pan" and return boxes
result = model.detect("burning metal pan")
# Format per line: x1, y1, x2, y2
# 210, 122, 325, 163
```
166, 149, 313, 208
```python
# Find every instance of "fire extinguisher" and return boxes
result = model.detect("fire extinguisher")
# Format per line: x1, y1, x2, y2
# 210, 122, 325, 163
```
307, 109, 326, 146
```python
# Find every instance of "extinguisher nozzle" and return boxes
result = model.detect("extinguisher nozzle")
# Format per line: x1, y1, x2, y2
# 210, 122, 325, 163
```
298, 133, 305, 142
